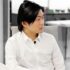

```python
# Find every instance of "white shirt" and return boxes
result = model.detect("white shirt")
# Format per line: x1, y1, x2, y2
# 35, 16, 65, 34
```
5, 31, 65, 70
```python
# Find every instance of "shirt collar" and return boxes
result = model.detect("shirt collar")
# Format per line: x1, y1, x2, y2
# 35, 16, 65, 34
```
21, 31, 31, 42
21, 31, 41, 42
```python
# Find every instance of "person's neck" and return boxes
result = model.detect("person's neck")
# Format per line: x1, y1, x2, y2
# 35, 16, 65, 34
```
23, 29, 38, 41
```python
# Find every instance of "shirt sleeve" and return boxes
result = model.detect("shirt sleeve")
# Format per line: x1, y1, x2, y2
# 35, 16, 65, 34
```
52, 36, 65, 70
5, 38, 30, 70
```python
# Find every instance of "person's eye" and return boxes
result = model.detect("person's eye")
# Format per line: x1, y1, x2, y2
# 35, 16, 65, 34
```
35, 18, 40, 21
37, 18, 40, 21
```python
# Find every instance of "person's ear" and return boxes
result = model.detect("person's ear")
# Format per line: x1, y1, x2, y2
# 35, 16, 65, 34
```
22, 21, 28, 28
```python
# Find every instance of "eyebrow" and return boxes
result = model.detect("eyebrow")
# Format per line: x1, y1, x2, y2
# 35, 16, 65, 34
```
37, 14, 44, 17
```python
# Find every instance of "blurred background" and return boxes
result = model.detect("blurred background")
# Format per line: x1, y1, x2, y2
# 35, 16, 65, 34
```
0, 0, 70, 70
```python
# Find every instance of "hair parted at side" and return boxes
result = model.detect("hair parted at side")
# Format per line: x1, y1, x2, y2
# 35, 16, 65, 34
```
17, 0, 44, 31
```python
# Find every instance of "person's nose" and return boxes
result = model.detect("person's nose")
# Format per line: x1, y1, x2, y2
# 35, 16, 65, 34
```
40, 18, 44, 25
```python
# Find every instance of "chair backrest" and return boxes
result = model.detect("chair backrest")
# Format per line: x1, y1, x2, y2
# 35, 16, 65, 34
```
44, 26, 65, 59
66, 28, 70, 58
11, 26, 18, 35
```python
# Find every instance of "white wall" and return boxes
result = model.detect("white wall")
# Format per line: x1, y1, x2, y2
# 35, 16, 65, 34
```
12, 0, 48, 14
0, 0, 3, 63
49, 0, 70, 12
12, 0, 23, 13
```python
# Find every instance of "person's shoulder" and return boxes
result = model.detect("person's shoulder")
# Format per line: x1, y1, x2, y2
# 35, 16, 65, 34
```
5, 32, 21, 51
6, 32, 21, 44
41, 32, 57, 43
41, 32, 54, 38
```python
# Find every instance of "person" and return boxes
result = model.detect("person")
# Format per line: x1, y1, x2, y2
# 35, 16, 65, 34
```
5, 0, 65, 70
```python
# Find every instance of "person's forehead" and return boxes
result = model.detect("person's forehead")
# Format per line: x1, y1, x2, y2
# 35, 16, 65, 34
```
37, 10, 44, 17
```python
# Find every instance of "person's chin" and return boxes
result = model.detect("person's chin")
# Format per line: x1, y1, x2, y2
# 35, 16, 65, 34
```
41, 28, 44, 32
36, 28, 44, 33
39, 29, 44, 33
